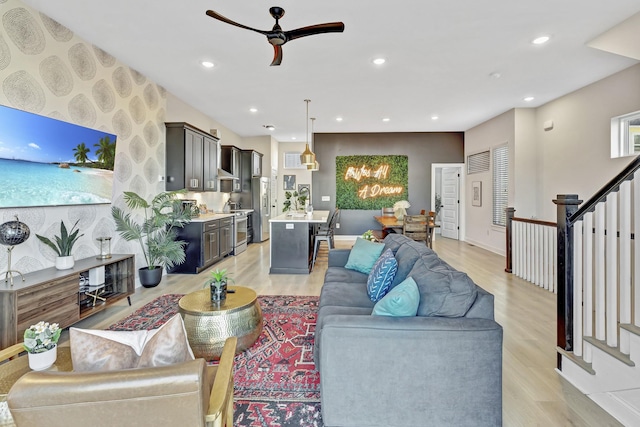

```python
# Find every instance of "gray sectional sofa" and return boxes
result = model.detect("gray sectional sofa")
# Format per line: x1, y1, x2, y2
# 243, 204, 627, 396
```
315, 234, 503, 427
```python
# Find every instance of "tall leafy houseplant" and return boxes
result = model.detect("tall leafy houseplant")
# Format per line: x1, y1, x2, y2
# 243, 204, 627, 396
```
111, 190, 191, 287
36, 220, 83, 270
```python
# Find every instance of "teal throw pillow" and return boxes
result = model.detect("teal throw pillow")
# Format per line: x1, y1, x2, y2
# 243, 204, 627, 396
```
345, 237, 385, 274
372, 276, 420, 317
367, 249, 398, 302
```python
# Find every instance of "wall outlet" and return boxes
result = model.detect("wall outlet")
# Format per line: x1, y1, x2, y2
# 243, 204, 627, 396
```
336, 223, 340, 229
158, 175, 165, 182
322, 196, 330, 201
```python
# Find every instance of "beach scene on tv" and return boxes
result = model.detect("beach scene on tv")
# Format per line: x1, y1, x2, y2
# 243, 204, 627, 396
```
0, 105, 117, 208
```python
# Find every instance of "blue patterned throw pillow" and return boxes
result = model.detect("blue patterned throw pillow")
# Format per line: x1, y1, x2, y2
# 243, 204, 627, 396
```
367, 249, 398, 302
372, 276, 420, 317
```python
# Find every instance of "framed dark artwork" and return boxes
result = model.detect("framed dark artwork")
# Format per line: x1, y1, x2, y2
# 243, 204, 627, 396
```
298, 184, 310, 198
283, 174, 296, 190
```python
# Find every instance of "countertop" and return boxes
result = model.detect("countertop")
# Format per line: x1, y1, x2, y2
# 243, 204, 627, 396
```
269, 210, 330, 223
189, 209, 255, 222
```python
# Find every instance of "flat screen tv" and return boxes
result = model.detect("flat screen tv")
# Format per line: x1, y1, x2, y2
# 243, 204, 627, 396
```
0, 104, 117, 208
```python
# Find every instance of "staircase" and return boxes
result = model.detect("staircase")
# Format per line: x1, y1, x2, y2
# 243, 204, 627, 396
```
511, 156, 640, 425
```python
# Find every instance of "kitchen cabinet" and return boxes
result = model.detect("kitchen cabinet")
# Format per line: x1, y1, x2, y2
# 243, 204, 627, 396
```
165, 122, 219, 192
251, 151, 263, 177
240, 149, 264, 194
0, 254, 134, 350
219, 217, 233, 257
169, 218, 229, 274
220, 145, 241, 192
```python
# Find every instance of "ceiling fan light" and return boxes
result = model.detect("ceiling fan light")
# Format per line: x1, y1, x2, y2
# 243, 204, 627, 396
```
300, 144, 316, 165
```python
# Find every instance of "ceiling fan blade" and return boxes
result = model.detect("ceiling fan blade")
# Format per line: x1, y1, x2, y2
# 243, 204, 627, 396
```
205, 10, 269, 36
270, 45, 283, 66
285, 22, 345, 41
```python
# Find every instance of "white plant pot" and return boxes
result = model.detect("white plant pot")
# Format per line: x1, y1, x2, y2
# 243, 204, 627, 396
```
55, 255, 74, 270
28, 345, 57, 371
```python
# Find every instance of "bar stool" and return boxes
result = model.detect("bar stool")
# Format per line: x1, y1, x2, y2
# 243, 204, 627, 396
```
312, 209, 340, 270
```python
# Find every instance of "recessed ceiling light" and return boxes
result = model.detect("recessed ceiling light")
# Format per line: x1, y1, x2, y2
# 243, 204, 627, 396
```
292, 136, 297, 140
431, 115, 439, 120
372, 58, 386, 65
489, 72, 502, 79
532, 36, 550, 45
523, 96, 535, 102
249, 108, 258, 113
201, 61, 214, 68
382, 117, 390, 122
336, 117, 343, 122
263, 125, 275, 131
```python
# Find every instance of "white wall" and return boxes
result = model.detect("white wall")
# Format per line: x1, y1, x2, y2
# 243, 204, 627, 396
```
464, 63, 640, 254
464, 109, 515, 255
276, 141, 313, 214
535, 63, 640, 220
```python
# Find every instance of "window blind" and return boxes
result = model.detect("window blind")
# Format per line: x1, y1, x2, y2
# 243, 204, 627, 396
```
492, 145, 508, 226
467, 151, 490, 174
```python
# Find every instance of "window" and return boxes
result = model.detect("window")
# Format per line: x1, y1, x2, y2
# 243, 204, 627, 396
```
611, 110, 640, 158
467, 150, 490, 174
492, 145, 508, 227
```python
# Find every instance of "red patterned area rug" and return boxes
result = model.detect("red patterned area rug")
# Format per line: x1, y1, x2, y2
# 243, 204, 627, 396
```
109, 294, 322, 427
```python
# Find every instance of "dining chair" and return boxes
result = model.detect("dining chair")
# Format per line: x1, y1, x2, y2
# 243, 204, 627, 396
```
426, 211, 436, 248
403, 215, 428, 244
312, 208, 340, 270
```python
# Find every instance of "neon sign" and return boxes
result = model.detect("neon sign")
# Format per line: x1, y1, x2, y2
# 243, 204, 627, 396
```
343, 163, 404, 199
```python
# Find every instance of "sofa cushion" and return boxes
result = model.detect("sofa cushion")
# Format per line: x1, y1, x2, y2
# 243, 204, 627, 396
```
382, 233, 411, 255
70, 314, 194, 372
319, 280, 376, 310
325, 266, 369, 284
409, 260, 478, 317
344, 237, 385, 274
366, 249, 398, 302
391, 240, 439, 288
372, 276, 420, 317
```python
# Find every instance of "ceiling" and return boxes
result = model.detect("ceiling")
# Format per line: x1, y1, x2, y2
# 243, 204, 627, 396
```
21, 0, 640, 143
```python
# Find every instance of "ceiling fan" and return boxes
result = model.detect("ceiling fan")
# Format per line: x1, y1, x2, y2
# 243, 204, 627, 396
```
205, 6, 345, 66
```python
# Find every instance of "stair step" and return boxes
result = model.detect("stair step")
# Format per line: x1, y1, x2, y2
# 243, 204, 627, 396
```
620, 323, 640, 337
557, 346, 595, 374
584, 336, 635, 367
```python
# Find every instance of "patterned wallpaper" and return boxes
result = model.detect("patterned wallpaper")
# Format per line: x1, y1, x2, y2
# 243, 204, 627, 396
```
0, 0, 167, 277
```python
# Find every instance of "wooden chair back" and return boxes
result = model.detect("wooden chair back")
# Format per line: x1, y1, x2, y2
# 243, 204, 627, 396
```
403, 215, 428, 243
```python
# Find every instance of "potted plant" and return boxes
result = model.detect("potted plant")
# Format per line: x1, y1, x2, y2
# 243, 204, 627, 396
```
111, 190, 192, 288
36, 220, 83, 270
205, 268, 234, 303
23, 321, 61, 371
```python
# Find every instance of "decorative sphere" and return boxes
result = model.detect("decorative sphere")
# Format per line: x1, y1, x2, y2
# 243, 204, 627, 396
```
0, 220, 31, 246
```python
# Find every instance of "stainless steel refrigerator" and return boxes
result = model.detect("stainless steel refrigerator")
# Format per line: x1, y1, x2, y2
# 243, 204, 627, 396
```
251, 177, 270, 241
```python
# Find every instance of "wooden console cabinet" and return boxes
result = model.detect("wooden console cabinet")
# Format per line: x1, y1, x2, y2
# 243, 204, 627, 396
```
0, 254, 135, 350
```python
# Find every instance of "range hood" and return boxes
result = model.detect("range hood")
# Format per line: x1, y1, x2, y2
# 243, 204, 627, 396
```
218, 168, 238, 180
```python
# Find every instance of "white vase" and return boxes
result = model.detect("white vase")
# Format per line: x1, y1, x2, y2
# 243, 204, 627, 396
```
55, 255, 74, 270
28, 345, 57, 371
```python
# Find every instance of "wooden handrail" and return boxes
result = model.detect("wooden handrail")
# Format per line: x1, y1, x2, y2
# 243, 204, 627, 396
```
512, 217, 556, 228
569, 154, 640, 225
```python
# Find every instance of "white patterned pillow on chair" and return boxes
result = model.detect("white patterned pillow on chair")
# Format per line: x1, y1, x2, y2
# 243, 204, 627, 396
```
366, 249, 398, 302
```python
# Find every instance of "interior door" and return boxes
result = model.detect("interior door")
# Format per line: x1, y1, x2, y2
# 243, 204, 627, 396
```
441, 167, 460, 239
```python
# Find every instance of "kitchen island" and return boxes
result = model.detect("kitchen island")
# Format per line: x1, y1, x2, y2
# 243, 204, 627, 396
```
269, 210, 330, 274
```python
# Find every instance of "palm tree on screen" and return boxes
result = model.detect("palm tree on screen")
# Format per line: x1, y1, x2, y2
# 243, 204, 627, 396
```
94, 136, 116, 170
73, 143, 90, 164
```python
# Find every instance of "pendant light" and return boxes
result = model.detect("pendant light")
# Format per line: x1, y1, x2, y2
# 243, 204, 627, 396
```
300, 99, 316, 166
307, 117, 319, 171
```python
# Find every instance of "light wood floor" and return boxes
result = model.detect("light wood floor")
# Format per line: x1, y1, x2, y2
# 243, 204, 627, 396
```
67, 237, 622, 427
